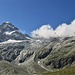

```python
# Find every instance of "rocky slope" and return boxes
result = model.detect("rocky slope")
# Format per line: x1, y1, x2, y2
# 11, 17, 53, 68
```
0, 22, 75, 75
34, 37, 75, 71
0, 22, 30, 42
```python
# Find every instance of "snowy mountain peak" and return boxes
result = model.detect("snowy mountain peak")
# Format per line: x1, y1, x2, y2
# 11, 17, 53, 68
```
5, 21, 12, 24
2, 22, 12, 26
2, 22, 18, 30
0, 22, 31, 42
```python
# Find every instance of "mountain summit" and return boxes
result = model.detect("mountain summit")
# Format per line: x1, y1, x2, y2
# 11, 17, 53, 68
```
0, 22, 30, 42
0, 22, 75, 75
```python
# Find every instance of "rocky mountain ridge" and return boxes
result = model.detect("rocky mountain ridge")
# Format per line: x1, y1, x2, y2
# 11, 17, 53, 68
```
0, 22, 30, 42
0, 22, 75, 75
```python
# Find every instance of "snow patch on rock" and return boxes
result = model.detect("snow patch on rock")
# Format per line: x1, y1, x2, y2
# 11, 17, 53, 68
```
0, 39, 23, 44
4, 31, 16, 35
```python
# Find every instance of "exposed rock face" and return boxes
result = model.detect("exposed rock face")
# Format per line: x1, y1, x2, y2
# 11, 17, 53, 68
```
34, 37, 75, 71
15, 50, 34, 63
0, 41, 31, 62
1, 22, 75, 75
0, 22, 30, 42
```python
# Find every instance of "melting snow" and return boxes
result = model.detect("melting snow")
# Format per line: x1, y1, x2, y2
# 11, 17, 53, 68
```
6, 21, 10, 23
0, 39, 23, 44
25, 36, 31, 39
4, 31, 16, 35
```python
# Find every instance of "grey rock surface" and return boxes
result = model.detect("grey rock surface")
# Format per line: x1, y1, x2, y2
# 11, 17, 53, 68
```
0, 22, 30, 42
0, 22, 75, 74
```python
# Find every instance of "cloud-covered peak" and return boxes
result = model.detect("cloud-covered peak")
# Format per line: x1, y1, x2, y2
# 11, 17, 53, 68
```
31, 20, 75, 39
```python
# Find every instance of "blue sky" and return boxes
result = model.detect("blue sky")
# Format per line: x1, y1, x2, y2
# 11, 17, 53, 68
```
0, 0, 75, 35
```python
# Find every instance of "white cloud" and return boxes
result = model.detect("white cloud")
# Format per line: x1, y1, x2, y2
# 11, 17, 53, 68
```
31, 20, 75, 39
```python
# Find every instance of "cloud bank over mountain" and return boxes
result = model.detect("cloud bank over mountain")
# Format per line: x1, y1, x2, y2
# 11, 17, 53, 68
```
31, 20, 75, 39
